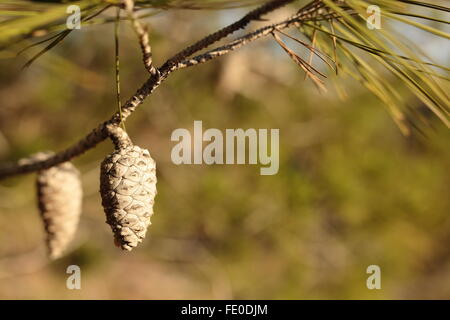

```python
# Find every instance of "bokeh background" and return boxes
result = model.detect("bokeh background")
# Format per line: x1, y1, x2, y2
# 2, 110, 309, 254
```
0, 4, 449, 299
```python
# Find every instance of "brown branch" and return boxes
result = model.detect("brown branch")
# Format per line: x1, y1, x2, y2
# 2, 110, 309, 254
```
0, 0, 339, 179
159, 0, 295, 73
0, 73, 163, 178
172, 9, 341, 71
123, 0, 159, 76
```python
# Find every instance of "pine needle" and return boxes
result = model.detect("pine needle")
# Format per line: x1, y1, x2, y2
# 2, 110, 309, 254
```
115, 7, 126, 131
272, 31, 327, 92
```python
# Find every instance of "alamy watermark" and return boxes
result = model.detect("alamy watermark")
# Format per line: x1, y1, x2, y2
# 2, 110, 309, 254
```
66, 265, 81, 290
66, 5, 81, 30
367, 5, 381, 30
366, 265, 381, 290
171, 121, 279, 175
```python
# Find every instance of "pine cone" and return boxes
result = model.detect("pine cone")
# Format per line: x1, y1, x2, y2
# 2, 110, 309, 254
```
36, 159, 82, 259
100, 144, 157, 251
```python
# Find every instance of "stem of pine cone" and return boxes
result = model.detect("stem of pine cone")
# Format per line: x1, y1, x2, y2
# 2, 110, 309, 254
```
106, 124, 133, 150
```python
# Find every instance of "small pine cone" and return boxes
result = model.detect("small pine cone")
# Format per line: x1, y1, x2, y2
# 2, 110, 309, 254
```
100, 145, 157, 251
36, 159, 82, 260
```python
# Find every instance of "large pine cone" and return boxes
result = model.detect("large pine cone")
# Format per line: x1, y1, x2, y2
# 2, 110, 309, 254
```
37, 161, 82, 259
100, 145, 157, 251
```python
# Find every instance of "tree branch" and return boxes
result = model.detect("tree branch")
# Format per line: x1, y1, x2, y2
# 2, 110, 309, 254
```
159, 0, 296, 73
124, 0, 158, 76
172, 9, 339, 71
0, 0, 336, 179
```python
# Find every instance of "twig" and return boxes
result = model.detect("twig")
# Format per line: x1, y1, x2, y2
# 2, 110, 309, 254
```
159, 0, 295, 73
171, 9, 338, 71
123, 0, 158, 76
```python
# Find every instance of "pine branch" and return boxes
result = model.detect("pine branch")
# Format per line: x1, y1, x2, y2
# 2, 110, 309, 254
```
0, 0, 305, 179
1, 0, 448, 178
170, 9, 340, 71
124, 0, 159, 76
159, 0, 297, 73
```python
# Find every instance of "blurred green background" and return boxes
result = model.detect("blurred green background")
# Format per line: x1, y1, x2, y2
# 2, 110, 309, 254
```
0, 6, 449, 299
